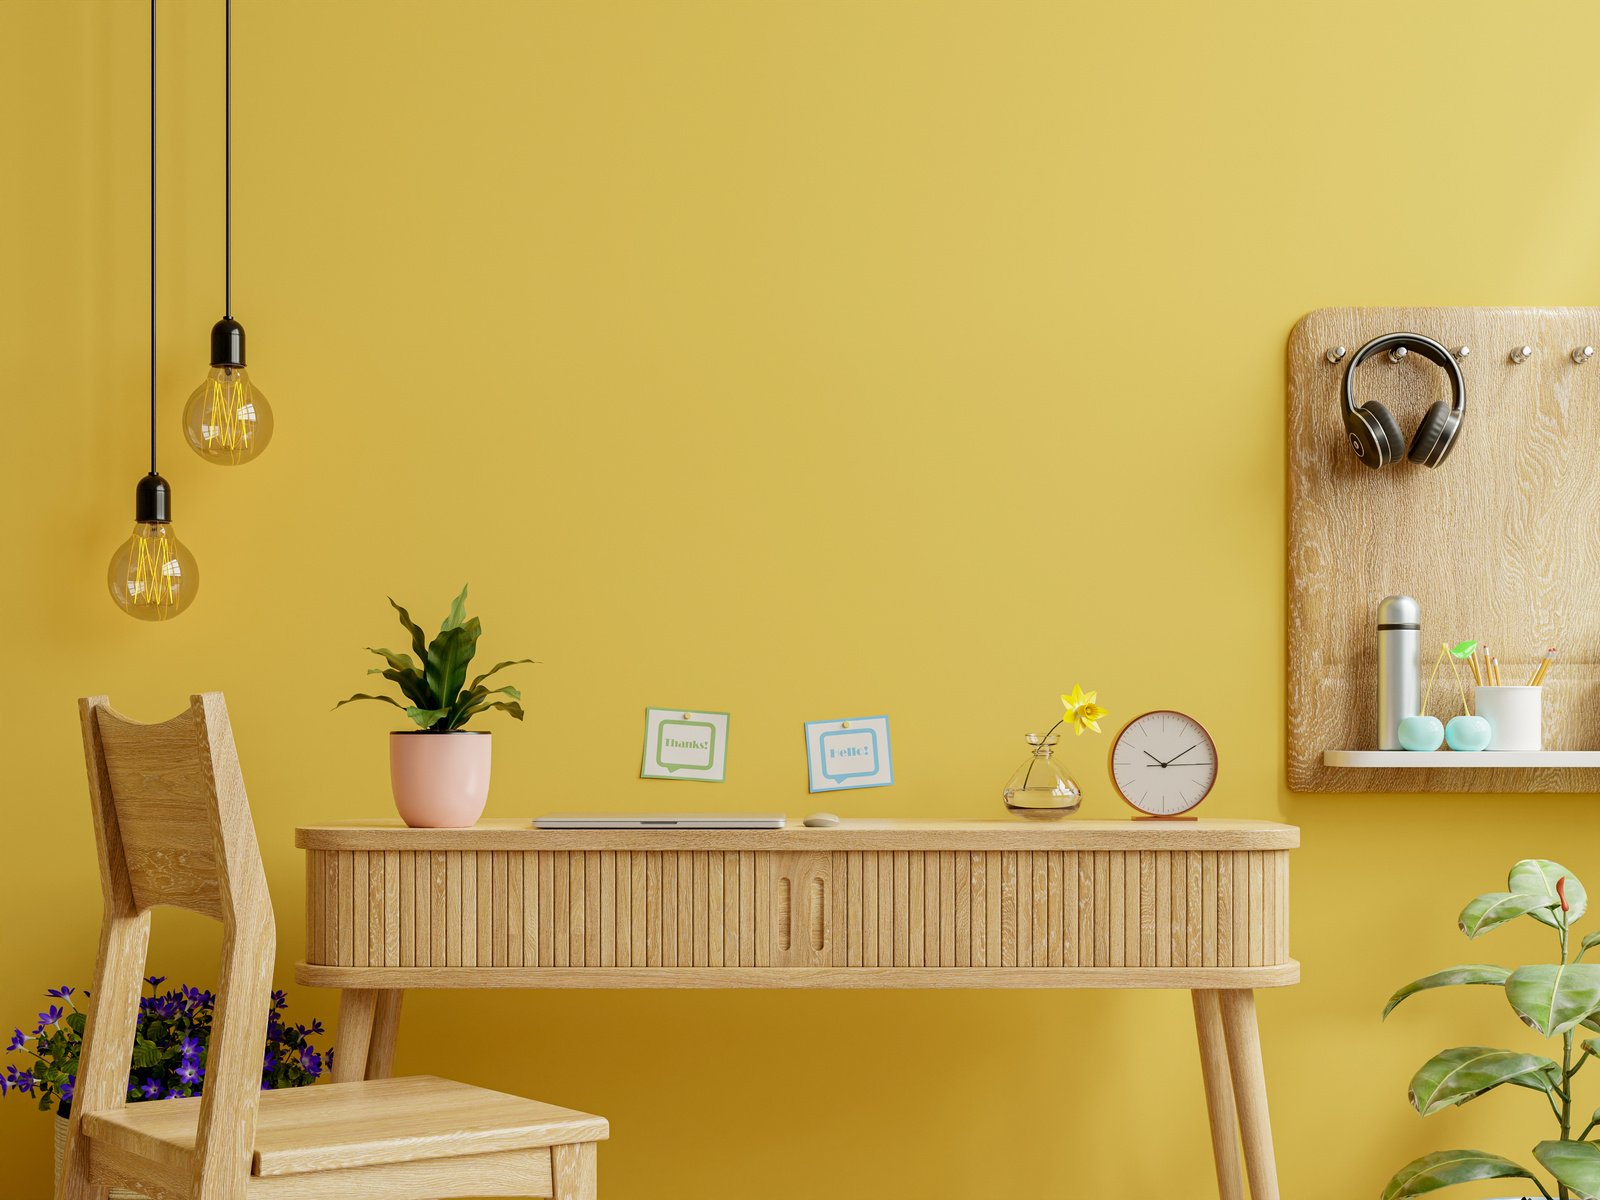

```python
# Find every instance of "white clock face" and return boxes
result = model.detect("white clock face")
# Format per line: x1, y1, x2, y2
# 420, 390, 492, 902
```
1110, 711, 1218, 817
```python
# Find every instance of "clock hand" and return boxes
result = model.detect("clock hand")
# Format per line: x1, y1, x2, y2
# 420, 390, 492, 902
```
1166, 743, 1201, 765
1143, 750, 1165, 766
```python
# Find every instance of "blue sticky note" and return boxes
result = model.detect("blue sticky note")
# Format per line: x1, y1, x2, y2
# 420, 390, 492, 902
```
804, 716, 893, 793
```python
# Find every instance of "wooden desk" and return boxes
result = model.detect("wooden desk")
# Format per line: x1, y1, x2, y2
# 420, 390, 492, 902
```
296, 819, 1298, 1199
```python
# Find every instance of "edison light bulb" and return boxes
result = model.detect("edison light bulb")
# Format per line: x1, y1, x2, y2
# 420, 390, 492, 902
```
183, 364, 272, 464
106, 475, 198, 620
183, 318, 273, 464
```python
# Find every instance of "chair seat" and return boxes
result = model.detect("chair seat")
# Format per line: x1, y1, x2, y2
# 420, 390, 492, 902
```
83, 1075, 609, 1177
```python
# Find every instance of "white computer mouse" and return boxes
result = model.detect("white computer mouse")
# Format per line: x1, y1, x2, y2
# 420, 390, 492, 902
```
803, 812, 841, 828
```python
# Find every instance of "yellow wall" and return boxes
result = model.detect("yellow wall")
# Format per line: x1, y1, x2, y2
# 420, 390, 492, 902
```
6, 0, 1600, 1194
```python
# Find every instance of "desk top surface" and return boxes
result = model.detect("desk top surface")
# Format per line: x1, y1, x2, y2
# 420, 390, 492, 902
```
296, 817, 1299, 852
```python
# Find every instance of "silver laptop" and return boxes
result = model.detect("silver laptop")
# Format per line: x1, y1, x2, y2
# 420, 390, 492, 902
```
534, 813, 786, 830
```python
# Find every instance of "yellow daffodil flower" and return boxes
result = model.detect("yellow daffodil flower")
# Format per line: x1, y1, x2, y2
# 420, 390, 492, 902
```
1060, 685, 1107, 736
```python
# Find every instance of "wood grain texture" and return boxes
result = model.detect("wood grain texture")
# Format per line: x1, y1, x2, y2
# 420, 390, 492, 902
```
301, 835, 1295, 982
69, 696, 607, 1200
297, 819, 1300, 851
1193, 991, 1245, 1200
1221, 989, 1281, 1200
297, 963, 1300, 990
1289, 306, 1600, 791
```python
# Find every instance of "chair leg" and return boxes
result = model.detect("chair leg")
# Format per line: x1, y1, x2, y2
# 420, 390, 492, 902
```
552, 1143, 597, 1200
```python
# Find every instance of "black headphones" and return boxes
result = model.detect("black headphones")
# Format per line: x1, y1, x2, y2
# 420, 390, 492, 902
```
1341, 332, 1466, 469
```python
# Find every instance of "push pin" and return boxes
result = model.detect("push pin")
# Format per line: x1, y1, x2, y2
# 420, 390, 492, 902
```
1454, 346, 1471, 361
1388, 346, 1408, 364
1511, 345, 1534, 364
1575, 346, 1595, 365
1325, 346, 1347, 364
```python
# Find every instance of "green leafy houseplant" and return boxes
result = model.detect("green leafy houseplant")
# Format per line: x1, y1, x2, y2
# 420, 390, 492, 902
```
1383, 859, 1600, 1200
336, 585, 532, 730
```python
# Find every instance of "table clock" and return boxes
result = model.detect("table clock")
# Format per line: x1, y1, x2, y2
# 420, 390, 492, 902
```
1109, 710, 1218, 818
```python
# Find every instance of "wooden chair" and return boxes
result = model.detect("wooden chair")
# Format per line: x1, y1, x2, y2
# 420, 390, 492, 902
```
60, 694, 608, 1200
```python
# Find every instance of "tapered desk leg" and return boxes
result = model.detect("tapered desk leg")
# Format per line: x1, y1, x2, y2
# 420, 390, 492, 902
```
1192, 991, 1245, 1200
1220, 989, 1280, 1200
366, 989, 404, 1079
332, 989, 378, 1084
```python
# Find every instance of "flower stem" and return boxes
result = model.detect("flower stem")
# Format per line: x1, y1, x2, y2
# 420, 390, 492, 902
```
1020, 719, 1065, 791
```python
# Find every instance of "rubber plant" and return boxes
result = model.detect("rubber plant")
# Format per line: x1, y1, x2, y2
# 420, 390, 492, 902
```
1383, 859, 1600, 1200
335, 585, 532, 730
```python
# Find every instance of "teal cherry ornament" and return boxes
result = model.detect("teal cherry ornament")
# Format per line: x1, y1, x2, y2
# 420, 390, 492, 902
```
1446, 715, 1492, 752
1398, 714, 1445, 751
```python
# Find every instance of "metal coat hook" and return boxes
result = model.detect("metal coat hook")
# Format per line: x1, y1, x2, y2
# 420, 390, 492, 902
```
1511, 345, 1534, 364
1454, 346, 1471, 361
1326, 346, 1347, 364
1574, 346, 1595, 365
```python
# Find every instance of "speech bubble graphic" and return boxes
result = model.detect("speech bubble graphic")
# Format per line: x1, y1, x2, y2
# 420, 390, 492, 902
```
819, 728, 879, 784
656, 720, 716, 773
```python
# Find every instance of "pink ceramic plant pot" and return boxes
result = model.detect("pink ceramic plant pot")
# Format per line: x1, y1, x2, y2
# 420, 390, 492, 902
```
389, 732, 491, 828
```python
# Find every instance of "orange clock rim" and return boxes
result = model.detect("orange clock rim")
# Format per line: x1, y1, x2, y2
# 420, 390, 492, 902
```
1107, 709, 1219, 819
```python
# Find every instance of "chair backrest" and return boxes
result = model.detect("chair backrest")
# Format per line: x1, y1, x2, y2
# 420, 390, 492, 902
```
63, 694, 275, 1200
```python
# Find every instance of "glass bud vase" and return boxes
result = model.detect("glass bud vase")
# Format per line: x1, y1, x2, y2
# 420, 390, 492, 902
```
1002, 733, 1081, 820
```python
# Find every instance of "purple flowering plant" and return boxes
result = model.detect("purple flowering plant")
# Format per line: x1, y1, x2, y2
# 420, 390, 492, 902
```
2, 978, 332, 1117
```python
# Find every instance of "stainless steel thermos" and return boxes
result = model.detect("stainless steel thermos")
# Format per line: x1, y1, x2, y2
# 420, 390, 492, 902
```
1377, 594, 1421, 750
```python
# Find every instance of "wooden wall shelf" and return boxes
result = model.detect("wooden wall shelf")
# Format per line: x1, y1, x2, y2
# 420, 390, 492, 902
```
1288, 306, 1600, 793
1324, 750, 1600, 769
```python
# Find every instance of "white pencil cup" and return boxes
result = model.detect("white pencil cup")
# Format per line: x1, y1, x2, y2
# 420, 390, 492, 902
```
1475, 686, 1542, 752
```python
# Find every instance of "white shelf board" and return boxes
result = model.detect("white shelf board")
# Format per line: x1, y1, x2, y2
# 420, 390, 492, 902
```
1324, 750, 1600, 769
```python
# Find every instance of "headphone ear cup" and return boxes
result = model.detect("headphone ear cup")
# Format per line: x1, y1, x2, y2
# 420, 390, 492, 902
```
1363, 401, 1403, 467
1408, 400, 1452, 466
1345, 404, 1389, 468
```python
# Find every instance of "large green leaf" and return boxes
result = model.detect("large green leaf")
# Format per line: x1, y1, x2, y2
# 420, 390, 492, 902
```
1407, 1046, 1559, 1115
440, 584, 469, 632
1536, 1140, 1600, 1198
1459, 892, 1553, 939
1580, 931, 1600, 963
424, 617, 481, 710
1381, 1149, 1539, 1199
404, 706, 451, 730
1384, 966, 1512, 1018
1511, 859, 1587, 928
444, 684, 522, 731
334, 693, 407, 713
1507, 963, 1600, 1036
388, 597, 430, 662
366, 648, 432, 706
468, 658, 537, 691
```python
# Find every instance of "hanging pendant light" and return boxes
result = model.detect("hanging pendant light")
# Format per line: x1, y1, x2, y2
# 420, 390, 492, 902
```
182, 0, 273, 465
110, 0, 199, 620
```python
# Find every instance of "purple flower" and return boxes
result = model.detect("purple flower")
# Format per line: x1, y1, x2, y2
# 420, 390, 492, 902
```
165, 1086, 185, 1100
180, 1036, 201, 1061
262, 1048, 278, 1071
46, 986, 74, 1000
11, 1071, 34, 1096
140, 1078, 161, 1100
60, 1075, 75, 1103
175, 1060, 203, 1086
144, 976, 165, 989
309, 1019, 325, 1035
301, 1049, 322, 1079
7, 1029, 25, 1052
271, 990, 288, 1010
34, 1006, 64, 1032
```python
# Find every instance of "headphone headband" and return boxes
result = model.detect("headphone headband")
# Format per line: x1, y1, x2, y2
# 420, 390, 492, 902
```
1342, 332, 1467, 419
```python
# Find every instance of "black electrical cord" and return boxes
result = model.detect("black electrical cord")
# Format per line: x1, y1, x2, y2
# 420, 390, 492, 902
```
224, 0, 231, 321
150, 0, 157, 476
